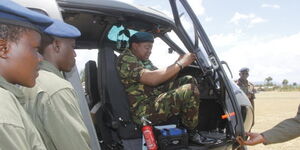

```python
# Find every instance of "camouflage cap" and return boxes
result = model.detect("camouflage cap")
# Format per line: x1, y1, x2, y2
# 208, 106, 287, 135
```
239, 67, 249, 72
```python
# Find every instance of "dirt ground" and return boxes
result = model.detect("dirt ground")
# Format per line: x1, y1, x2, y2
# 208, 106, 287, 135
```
248, 91, 300, 150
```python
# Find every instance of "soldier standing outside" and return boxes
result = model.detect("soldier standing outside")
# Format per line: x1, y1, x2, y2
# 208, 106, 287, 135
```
0, 0, 54, 149
236, 67, 256, 108
117, 32, 203, 144
20, 19, 91, 150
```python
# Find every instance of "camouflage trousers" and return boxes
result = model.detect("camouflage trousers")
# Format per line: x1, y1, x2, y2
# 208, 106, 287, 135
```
136, 75, 200, 130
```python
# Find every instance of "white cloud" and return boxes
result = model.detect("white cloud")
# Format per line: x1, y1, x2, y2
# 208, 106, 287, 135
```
216, 32, 300, 83
210, 31, 241, 47
261, 4, 280, 9
250, 17, 266, 25
230, 13, 252, 25
149, 5, 173, 19
187, 0, 205, 16
205, 17, 213, 22
230, 12, 267, 27
115, 0, 134, 4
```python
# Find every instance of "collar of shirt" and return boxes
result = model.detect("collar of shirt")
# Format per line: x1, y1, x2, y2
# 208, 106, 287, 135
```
125, 48, 157, 70
238, 78, 250, 86
125, 48, 137, 59
39, 60, 64, 79
0, 75, 26, 104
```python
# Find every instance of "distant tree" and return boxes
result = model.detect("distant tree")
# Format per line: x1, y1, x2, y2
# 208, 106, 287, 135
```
265, 76, 273, 86
282, 79, 289, 86
293, 82, 297, 86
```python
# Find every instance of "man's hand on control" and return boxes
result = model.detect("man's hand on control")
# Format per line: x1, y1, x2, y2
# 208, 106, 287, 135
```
177, 53, 196, 67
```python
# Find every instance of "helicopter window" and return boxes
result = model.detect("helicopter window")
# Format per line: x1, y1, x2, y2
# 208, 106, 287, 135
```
175, 1, 212, 68
150, 37, 179, 68
176, 2, 196, 46
108, 25, 137, 42
108, 25, 137, 51
107, 25, 179, 67
166, 30, 189, 53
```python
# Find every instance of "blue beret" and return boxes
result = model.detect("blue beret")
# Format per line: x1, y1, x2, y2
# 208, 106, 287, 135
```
44, 19, 81, 38
0, 0, 53, 32
239, 67, 249, 72
129, 32, 154, 45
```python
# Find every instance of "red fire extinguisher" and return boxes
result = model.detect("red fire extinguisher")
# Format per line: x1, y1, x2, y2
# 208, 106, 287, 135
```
141, 117, 158, 150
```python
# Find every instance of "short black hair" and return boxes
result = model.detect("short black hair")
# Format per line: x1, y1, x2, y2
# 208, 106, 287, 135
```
39, 33, 54, 54
0, 23, 29, 42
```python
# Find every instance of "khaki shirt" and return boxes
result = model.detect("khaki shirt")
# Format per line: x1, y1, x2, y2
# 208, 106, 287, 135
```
21, 61, 91, 150
236, 78, 256, 100
262, 104, 300, 144
0, 76, 46, 150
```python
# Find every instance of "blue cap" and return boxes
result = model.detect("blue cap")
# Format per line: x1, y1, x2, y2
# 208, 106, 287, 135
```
0, 0, 53, 31
129, 32, 154, 45
44, 19, 81, 38
239, 67, 249, 72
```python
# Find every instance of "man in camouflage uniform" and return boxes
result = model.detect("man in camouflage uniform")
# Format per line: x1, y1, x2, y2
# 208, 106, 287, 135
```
236, 67, 256, 108
117, 32, 202, 143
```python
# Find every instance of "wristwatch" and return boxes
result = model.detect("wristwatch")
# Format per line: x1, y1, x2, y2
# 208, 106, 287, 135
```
175, 61, 183, 70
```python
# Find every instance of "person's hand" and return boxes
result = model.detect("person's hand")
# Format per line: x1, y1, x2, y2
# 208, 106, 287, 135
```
243, 132, 266, 145
177, 53, 196, 67
176, 55, 184, 61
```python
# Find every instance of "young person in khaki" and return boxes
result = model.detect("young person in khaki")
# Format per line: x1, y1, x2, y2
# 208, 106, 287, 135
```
0, 0, 54, 149
21, 19, 91, 150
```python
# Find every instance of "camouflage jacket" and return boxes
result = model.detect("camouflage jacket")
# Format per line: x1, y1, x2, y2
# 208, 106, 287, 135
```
117, 49, 164, 113
236, 78, 256, 100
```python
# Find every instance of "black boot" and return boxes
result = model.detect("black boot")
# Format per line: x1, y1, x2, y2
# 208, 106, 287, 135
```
188, 130, 203, 145
189, 130, 219, 145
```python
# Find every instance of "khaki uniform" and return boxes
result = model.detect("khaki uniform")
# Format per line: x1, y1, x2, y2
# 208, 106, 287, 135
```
117, 49, 200, 129
0, 76, 46, 150
262, 104, 300, 144
20, 61, 91, 150
236, 78, 255, 107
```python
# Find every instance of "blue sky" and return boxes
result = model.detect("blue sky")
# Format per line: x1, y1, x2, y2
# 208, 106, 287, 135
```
76, 0, 300, 84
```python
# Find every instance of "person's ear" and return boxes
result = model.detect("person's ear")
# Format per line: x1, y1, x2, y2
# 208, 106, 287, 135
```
0, 39, 9, 59
52, 39, 61, 53
132, 43, 139, 51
